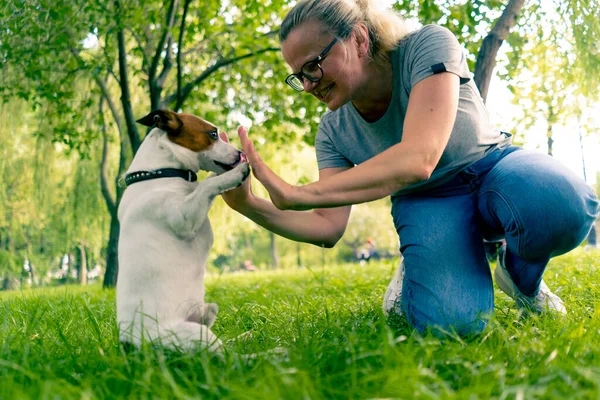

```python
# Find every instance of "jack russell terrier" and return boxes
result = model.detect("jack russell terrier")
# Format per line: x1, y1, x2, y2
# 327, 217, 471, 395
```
116, 109, 249, 354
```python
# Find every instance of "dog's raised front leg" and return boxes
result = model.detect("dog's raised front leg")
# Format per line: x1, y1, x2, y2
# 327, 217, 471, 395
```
170, 163, 249, 237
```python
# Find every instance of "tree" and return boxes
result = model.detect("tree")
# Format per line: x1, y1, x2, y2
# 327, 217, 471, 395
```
2, 0, 599, 286
392, 0, 599, 106
392, 0, 526, 100
473, 0, 525, 101
0, 97, 109, 287
505, 23, 571, 155
1, 0, 320, 287
502, 1, 600, 156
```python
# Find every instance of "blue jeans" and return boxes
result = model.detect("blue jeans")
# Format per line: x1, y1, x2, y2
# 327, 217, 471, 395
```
390, 146, 599, 335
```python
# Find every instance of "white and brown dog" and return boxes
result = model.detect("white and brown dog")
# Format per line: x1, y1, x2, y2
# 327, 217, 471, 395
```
116, 109, 249, 354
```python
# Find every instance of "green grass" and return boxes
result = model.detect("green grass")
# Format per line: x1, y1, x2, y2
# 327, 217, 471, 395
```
1, 249, 599, 399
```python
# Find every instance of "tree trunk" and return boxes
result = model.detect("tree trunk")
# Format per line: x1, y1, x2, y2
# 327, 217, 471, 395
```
3, 272, 17, 291
270, 232, 279, 269
98, 87, 127, 288
474, 0, 525, 102
117, 29, 141, 155
578, 117, 587, 182
103, 214, 120, 288
28, 260, 36, 285
78, 243, 87, 285
66, 253, 72, 281
547, 125, 554, 156
101, 28, 139, 288
148, 0, 178, 111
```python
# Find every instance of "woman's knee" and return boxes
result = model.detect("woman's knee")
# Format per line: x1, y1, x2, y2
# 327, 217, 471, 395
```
401, 285, 493, 337
405, 303, 490, 337
479, 152, 599, 258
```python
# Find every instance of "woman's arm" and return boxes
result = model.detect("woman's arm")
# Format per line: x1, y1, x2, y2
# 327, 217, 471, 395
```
246, 72, 460, 210
232, 168, 352, 247
220, 130, 352, 247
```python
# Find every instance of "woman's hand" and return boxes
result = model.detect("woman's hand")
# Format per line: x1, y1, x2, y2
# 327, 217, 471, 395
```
219, 131, 254, 212
237, 127, 310, 211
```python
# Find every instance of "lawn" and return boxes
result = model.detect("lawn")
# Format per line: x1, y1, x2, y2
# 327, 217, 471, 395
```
1, 249, 599, 399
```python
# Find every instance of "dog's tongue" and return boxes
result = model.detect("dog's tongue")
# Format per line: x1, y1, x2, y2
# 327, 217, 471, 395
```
240, 153, 248, 163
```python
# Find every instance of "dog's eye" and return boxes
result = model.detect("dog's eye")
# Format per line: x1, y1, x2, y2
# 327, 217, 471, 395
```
209, 130, 219, 140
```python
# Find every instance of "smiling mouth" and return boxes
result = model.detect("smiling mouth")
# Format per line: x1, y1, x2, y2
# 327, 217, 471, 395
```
315, 83, 334, 100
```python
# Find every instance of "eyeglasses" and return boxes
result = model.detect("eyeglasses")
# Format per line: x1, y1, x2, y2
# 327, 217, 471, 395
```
285, 38, 338, 92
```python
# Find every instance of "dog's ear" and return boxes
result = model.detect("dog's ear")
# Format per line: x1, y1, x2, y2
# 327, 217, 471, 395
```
136, 110, 183, 135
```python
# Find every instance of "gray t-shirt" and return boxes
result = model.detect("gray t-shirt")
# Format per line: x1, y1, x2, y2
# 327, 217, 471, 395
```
315, 24, 511, 195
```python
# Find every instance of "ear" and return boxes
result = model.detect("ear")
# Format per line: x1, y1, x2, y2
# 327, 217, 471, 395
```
136, 110, 183, 135
354, 23, 370, 58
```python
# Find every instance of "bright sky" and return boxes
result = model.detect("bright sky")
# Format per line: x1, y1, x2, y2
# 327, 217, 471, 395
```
487, 75, 600, 186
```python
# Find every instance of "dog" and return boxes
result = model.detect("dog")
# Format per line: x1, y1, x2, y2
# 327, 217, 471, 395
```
116, 109, 249, 354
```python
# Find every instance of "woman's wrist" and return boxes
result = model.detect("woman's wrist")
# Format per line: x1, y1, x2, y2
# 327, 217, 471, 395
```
232, 192, 258, 215
277, 185, 314, 211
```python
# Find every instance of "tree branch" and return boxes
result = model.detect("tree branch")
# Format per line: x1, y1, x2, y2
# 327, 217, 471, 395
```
177, 0, 192, 109
180, 28, 280, 58
126, 26, 150, 71
164, 47, 280, 110
93, 75, 124, 140
473, 0, 525, 102
99, 96, 117, 216
101, 30, 121, 85
148, 0, 179, 83
117, 29, 141, 154
156, 35, 174, 89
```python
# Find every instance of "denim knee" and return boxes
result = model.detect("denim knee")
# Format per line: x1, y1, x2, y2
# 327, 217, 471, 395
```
402, 284, 492, 337
478, 152, 600, 259
406, 305, 490, 337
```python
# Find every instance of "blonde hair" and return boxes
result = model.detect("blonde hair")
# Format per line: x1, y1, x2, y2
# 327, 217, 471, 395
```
279, 0, 411, 64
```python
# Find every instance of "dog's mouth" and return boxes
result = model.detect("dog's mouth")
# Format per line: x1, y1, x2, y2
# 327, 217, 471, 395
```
214, 153, 247, 171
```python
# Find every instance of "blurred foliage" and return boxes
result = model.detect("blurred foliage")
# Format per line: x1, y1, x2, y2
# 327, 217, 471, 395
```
0, 0, 323, 148
498, 1, 600, 151
0, 99, 108, 284
0, 0, 598, 287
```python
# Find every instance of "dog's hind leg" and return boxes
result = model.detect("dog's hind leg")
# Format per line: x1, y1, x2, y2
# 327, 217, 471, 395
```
160, 321, 223, 355
185, 303, 218, 327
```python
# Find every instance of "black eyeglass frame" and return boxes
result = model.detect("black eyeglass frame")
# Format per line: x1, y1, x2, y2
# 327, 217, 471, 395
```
285, 38, 339, 92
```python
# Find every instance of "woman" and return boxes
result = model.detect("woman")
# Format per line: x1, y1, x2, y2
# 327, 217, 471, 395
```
222, 0, 599, 335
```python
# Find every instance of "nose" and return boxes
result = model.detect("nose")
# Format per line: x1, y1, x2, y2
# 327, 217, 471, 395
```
302, 78, 318, 93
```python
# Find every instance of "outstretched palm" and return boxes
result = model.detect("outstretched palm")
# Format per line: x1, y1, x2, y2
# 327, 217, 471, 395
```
236, 127, 299, 210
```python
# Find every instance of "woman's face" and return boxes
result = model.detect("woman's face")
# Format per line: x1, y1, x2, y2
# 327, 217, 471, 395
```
281, 20, 365, 111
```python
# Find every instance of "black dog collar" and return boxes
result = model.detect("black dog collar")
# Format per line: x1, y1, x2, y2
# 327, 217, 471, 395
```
122, 168, 198, 187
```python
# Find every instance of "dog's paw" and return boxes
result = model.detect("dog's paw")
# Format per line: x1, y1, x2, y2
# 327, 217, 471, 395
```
227, 163, 250, 189
185, 303, 218, 327
213, 162, 250, 193
201, 303, 218, 328
235, 162, 250, 181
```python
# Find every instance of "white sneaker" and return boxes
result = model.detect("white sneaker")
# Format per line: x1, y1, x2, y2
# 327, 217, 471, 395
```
494, 246, 566, 315
383, 258, 404, 317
